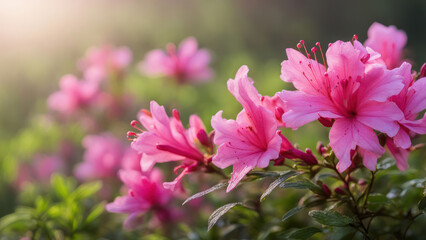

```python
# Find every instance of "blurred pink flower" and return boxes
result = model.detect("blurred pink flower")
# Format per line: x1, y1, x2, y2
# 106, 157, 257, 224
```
75, 133, 139, 180
121, 148, 142, 171
130, 101, 207, 191
33, 155, 66, 182
79, 44, 132, 81
280, 40, 405, 172
47, 74, 99, 115
106, 169, 176, 229
211, 66, 282, 192
140, 37, 213, 84
386, 62, 426, 170
14, 154, 65, 189
364, 22, 407, 69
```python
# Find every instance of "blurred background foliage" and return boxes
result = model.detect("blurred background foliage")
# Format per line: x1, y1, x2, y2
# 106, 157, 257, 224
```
0, 0, 425, 239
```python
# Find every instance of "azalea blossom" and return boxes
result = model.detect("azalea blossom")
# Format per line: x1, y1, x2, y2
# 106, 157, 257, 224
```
364, 22, 407, 69
106, 169, 176, 229
211, 66, 282, 192
47, 75, 99, 116
14, 154, 65, 190
140, 37, 213, 84
261, 93, 287, 127
280, 40, 405, 172
130, 101, 210, 191
75, 133, 140, 180
79, 44, 132, 81
386, 62, 426, 170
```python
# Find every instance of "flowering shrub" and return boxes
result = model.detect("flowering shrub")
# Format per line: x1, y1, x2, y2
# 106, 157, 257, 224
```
0, 22, 425, 240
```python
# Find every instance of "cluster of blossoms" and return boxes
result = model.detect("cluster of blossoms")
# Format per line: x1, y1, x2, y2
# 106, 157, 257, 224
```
74, 133, 141, 181
15, 154, 65, 190
140, 37, 213, 84
107, 22, 425, 229
47, 45, 132, 118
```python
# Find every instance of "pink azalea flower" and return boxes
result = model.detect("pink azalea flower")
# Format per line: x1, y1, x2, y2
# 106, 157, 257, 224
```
130, 101, 208, 191
364, 22, 407, 69
211, 66, 282, 192
33, 155, 66, 182
74, 133, 125, 180
385, 62, 426, 170
14, 155, 65, 189
106, 169, 176, 229
140, 37, 213, 84
280, 40, 405, 172
79, 44, 132, 81
47, 74, 99, 116
261, 93, 287, 127
121, 148, 142, 171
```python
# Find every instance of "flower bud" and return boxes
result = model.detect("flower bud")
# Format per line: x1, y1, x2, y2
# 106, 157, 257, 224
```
196, 129, 210, 146
322, 183, 331, 197
358, 179, 367, 186
334, 187, 346, 195
420, 63, 426, 79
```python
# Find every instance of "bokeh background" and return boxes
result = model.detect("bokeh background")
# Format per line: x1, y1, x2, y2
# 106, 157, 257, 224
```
0, 0, 425, 238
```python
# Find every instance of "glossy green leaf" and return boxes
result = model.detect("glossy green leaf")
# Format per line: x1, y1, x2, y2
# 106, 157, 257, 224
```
308, 210, 355, 227
183, 182, 228, 205
70, 181, 102, 200
260, 170, 300, 202
280, 180, 322, 194
208, 202, 242, 231
282, 206, 304, 222
288, 227, 322, 239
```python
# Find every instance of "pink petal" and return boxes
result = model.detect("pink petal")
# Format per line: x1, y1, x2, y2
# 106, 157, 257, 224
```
400, 115, 426, 134
123, 212, 144, 230
326, 41, 365, 83
356, 101, 403, 137
226, 159, 257, 192
141, 50, 170, 76
280, 48, 327, 96
280, 90, 341, 129
358, 148, 378, 171
405, 77, 426, 117
364, 22, 407, 69
386, 138, 409, 171
393, 128, 411, 149
178, 37, 198, 60
358, 64, 404, 102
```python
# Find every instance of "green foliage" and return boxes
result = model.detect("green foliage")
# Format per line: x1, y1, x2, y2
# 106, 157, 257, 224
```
0, 175, 105, 239
286, 226, 322, 239
308, 210, 355, 227
260, 170, 300, 202
207, 202, 243, 231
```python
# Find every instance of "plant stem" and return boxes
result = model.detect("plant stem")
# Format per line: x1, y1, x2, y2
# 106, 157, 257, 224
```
362, 171, 375, 212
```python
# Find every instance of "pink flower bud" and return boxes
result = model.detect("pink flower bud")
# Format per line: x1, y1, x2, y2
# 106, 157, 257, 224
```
322, 183, 331, 197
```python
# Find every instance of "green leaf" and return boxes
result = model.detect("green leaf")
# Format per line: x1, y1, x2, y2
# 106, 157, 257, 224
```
0, 209, 34, 230
183, 182, 228, 205
314, 173, 337, 181
288, 227, 322, 239
208, 202, 242, 231
282, 206, 304, 222
368, 193, 391, 204
418, 197, 426, 211
85, 202, 105, 224
308, 210, 355, 227
280, 180, 322, 194
51, 174, 69, 199
70, 181, 102, 200
260, 170, 300, 202
376, 157, 395, 170
330, 227, 357, 240
247, 171, 283, 178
